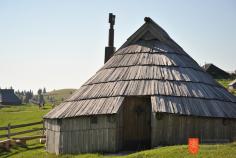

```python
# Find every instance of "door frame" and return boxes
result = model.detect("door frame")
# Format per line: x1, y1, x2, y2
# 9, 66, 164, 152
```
122, 96, 151, 150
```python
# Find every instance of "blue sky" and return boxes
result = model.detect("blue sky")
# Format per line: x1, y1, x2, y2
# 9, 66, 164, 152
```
0, 0, 236, 93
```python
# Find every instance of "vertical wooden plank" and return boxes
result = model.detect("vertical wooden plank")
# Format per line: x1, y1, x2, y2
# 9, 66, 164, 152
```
7, 123, 11, 139
105, 128, 109, 152
52, 130, 55, 153
47, 130, 51, 153
100, 128, 104, 152
78, 131, 82, 153
54, 131, 60, 154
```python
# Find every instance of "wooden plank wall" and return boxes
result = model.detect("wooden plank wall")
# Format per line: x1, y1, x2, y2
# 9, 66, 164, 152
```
151, 113, 236, 147
45, 114, 123, 154
116, 106, 124, 150
45, 110, 236, 154
44, 119, 61, 154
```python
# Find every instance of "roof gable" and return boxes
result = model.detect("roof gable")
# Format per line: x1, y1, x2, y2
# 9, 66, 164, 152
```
120, 17, 185, 54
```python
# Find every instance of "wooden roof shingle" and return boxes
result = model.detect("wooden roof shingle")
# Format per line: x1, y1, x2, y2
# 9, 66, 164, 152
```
44, 18, 236, 119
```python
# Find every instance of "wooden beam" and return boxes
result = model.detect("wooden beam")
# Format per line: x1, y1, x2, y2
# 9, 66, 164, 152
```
10, 121, 43, 129
10, 128, 44, 137
0, 126, 8, 130
0, 128, 44, 138
13, 135, 45, 141
0, 121, 43, 131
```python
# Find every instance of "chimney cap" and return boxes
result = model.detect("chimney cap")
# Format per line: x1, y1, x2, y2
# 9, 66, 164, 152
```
109, 13, 115, 25
144, 17, 152, 23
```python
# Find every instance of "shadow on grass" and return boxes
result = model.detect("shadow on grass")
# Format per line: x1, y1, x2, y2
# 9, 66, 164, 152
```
0, 144, 44, 158
41, 106, 52, 110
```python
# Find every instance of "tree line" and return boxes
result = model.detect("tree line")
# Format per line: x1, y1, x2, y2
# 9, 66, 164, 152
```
15, 88, 47, 107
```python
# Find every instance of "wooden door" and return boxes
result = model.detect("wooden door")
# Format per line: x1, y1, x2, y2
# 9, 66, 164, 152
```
123, 97, 151, 150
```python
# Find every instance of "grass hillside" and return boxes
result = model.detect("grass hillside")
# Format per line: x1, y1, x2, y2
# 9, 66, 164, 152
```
44, 88, 76, 105
217, 79, 233, 88
217, 79, 236, 95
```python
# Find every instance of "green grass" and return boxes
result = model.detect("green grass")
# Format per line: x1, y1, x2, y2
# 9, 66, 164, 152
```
216, 79, 233, 88
1, 142, 236, 158
0, 104, 52, 140
0, 104, 51, 126
217, 79, 236, 95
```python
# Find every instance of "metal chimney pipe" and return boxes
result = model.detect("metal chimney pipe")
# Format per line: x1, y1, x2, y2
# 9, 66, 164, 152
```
108, 13, 115, 47
104, 13, 116, 63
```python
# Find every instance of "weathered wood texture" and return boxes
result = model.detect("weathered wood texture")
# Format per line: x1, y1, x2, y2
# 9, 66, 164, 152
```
45, 97, 124, 118
44, 39, 236, 119
45, 114, 122, 154
151, 113, 236, 146
44, 17, 236, 154
151, 96, 236, 118
45, 98, 236, 154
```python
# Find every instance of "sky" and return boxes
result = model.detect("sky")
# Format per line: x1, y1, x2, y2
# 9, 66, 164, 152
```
0, 0, 236, 93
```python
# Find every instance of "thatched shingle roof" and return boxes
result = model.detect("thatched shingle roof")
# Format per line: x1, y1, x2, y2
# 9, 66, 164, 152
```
44, 18, 236, 119
0, 89, 22, 105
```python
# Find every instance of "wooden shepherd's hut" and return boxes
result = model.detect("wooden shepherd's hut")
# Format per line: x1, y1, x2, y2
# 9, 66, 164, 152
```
0, 89, 22, 105
44, 16, 236, 154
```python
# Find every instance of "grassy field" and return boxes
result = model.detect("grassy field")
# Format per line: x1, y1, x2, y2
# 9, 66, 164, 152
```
217, 79, 236, 95
0, 104, 52, 140
217, 79, 233, 88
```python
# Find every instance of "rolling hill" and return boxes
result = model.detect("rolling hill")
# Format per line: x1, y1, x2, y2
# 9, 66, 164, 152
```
44, 89, 76, 105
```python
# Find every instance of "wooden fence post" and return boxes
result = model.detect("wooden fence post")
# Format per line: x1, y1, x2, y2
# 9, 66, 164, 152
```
7, 123, 11, 139
42, 120, 45, 135
0, 121, 44, 139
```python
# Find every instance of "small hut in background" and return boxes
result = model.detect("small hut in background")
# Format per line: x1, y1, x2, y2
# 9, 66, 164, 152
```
202, 63, 230, 79
0, 89, 22, 105
44, 16, 236, 154
229, 79, 236, 90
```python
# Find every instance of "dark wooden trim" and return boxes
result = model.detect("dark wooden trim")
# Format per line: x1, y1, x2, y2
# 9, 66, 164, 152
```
0, 134, 8, 138
0, 128, 44, 138
10, 121, 43, 129
10, 128, 44, 136
12, 135, 45, 140
0, 126, 8, 130
0, 121, 43, 131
